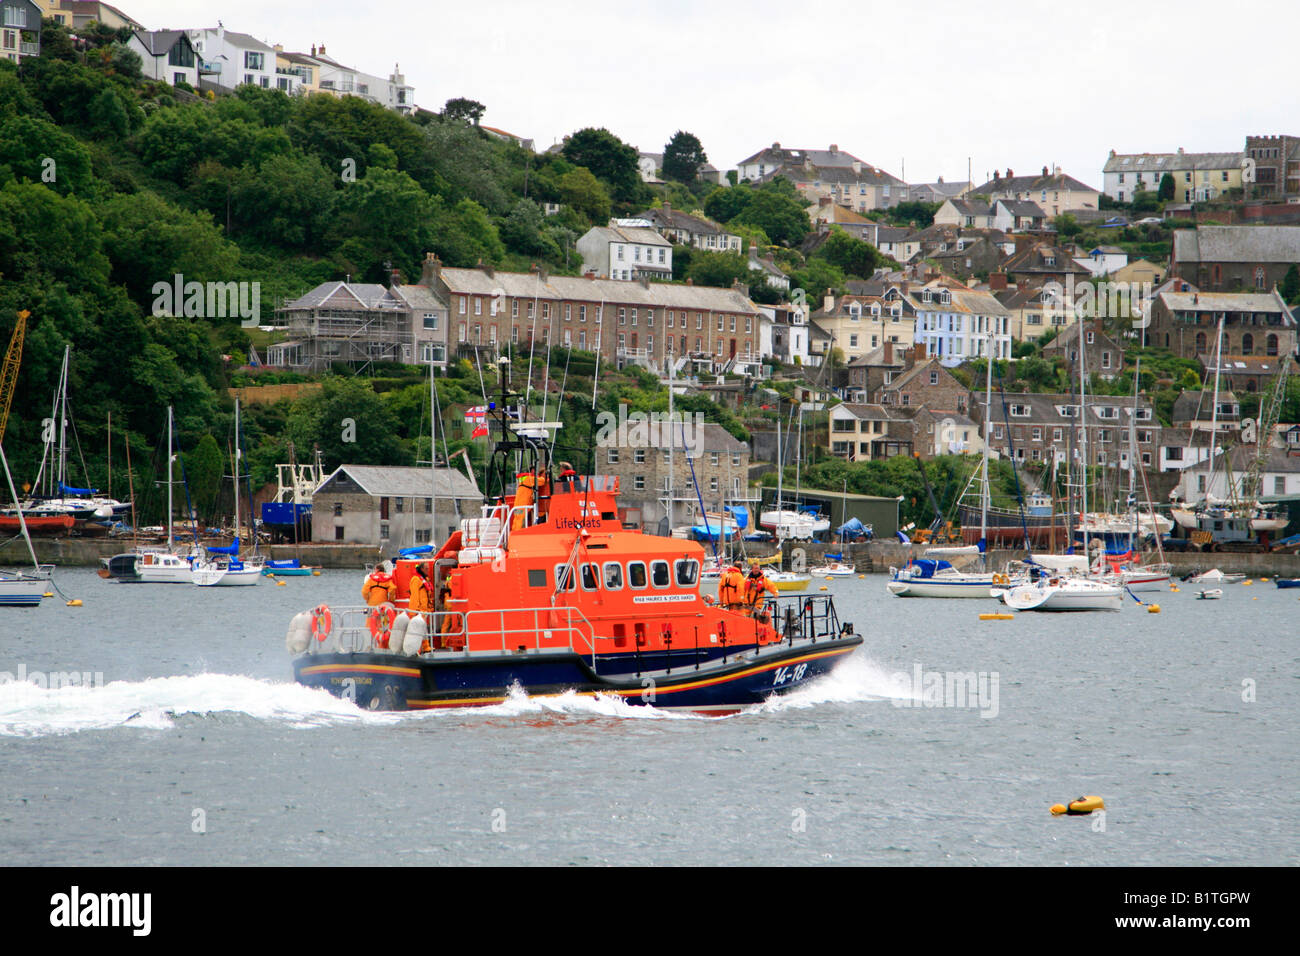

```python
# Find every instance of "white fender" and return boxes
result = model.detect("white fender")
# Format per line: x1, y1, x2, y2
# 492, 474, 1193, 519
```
286, 611, 311, 654
402, 614, 428, 656
387, 613, 409, 655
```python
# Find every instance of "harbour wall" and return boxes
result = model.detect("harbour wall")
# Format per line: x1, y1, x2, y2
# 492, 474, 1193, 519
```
7, 536, 1300, 579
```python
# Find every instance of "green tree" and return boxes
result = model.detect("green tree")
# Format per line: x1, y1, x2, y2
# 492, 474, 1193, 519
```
734, 184, 810, 245
230, 151, 337, 249
1280, 264, 1300, 304
662, 130, 707, 183
286, 377, 409, 470
429, 197, 505, 266
326, 167, 435, 280
443, 97, 486, 125
554, 167, 611, 224
96, 190, 241, 302
815, 227, 882, 278
561, 127, 640, 201
185, 432, 225, 524
499, 198, 558, 259
702, 183, 753, 223
0, 115, 94, 195
686, 251, 748, 289
1158, 172, 1175, 201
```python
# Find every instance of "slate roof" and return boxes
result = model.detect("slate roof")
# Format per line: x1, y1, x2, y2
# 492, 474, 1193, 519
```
1173, 226, 1300, 264
437, 267, 761, 314
974, 170, 1099, 194
1104, 151, 1246, 173
318, 465, 480, 500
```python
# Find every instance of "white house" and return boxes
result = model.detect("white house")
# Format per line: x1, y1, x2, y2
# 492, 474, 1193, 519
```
905, 283, 1012, 366
129, 30, 199, 87
1, 0, 41, 64
186, 25, 276, 91
1076, 245, 1128, 277
577, 224, 673, 281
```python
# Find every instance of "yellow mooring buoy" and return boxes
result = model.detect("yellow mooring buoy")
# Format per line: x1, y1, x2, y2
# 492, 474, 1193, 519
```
66, 599, 82, 607
979, 613, 1015, 620
1051, 795, 1104, 816
276, 580, 287, 586
1147, 603, 1161, 613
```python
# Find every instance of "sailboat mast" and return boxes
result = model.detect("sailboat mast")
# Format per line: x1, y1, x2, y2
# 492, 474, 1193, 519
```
1078, 322, 1090, 562
667, 354, 674, 530
981, 335, 991, 546
429, 353, 438, 542
57, 346, 70, 493
233, 400, 241, 546
1204, 313, 1225, 506
167, 405, 174, 551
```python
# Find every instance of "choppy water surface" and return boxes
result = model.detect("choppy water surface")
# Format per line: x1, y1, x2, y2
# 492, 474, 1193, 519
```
1, 569, 1296, 865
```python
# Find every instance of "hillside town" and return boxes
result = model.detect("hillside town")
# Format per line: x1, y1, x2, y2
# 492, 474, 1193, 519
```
3, 0, 1300, 556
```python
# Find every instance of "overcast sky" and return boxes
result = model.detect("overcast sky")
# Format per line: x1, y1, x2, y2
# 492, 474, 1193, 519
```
126, 0, 1300, 188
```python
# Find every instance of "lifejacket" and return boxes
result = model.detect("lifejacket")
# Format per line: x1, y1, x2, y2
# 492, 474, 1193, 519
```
745, 571, 775, 605
513, 473, 537, 529
362, 571, 397, 606
408, 572, 433, 614
718, 567, 745, 606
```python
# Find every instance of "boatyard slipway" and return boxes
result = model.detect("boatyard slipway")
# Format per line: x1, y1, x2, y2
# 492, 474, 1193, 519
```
0, 569, 1295, 866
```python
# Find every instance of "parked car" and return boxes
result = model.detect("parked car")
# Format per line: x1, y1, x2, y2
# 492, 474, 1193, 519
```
1134, 216, 1163, 226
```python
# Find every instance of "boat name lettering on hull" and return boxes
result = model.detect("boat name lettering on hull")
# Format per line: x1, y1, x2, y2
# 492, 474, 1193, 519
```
632, 594, 695, 604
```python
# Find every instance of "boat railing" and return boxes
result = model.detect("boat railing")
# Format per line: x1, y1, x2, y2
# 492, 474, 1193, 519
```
760, 594, 845, 645
301, 604, 599, 671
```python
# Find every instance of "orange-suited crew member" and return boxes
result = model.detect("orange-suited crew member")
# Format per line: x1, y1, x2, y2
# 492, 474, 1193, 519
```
362, 567, 397, 606
718, 564, 746, 610
744, 562, 777, 615
408, 563, 434, 615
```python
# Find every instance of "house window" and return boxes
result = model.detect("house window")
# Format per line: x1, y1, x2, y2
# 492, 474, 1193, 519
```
929, 371, 938, 385
423, 313, 439, 330
607, 449, 619, 464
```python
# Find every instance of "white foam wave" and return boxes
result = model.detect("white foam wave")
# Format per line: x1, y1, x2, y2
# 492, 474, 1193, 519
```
447, 682, 700, 720
752, 651, 922, 713
0, 673, 404, 737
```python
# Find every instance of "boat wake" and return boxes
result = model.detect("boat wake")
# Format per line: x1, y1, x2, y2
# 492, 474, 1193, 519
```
0, 673, 408, 737
753, 651, 923, 713
0, 653, 905, 736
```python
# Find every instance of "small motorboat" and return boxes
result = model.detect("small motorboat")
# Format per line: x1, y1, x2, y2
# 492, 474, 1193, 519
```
1274, 578, 1300, 589
1196, 588, 1223, 600
262, 558, 317, 576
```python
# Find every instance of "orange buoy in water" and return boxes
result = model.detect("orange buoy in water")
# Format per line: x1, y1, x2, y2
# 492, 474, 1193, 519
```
1051, 795, 1104, 815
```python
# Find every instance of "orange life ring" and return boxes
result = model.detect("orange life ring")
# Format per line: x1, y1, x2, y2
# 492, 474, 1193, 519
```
367, 602, 397, 648
311, 604, 332, 642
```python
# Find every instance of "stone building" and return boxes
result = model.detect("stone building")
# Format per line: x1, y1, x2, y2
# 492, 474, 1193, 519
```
596, 421, 753, 531
311, 464, 481, 553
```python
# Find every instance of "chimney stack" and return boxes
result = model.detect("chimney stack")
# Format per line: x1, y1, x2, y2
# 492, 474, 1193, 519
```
420, 253, 441, 287
989, 271, 1008, 291
882, 341, 893, 365
1042, 165, 1049, 177
824, 288, 834, 313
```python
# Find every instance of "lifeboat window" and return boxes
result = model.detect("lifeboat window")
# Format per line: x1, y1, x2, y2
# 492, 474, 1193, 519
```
555, 564, 576, 591
674, 559, 699, 587
581, 563, 599, 590
628, 561, 647, 589
528, 569, 547, 588
651, 560, 670, 587
603, 562, 624, 590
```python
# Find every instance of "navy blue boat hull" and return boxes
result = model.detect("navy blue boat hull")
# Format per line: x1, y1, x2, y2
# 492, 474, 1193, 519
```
294, 636, 863, 714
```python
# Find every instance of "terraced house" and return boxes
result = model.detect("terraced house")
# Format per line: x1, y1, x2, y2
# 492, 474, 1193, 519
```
425, 259, 766, 377
974, 393, 1160, 470
1102, 148, 1247, 204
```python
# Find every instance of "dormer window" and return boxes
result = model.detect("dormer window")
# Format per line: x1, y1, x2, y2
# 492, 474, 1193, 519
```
1010, 403, 1031, 417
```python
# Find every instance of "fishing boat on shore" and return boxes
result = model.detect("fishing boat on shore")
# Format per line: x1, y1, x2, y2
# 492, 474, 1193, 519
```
287, 389, 860, 714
